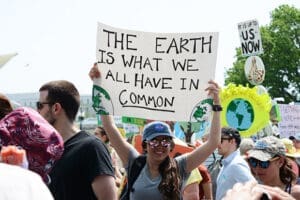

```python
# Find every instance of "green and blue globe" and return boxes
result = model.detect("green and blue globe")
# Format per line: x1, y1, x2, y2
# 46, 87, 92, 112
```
226, 98, 254, 131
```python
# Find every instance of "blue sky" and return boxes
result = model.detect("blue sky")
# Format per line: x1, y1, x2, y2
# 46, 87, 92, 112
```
1, 0, 299, 95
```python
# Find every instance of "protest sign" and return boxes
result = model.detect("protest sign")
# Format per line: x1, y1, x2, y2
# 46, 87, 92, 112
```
238, 19, 263, 56
244, 56, 265, 85
0, 53, 17, 69
220, 84, 272, 137
278, 104, 300, 138
93, 22, 218, 122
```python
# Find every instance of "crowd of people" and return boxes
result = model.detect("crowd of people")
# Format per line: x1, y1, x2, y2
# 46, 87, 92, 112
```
0, 62, 299, 200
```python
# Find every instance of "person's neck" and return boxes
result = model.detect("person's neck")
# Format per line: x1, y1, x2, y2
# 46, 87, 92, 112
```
223, 149, 237, 159
264, 178, 285, 189
146, 158, 161, 178
53, 120, 79, 142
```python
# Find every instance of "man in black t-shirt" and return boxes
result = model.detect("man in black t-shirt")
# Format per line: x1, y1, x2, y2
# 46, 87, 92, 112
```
37, 80, 117, 200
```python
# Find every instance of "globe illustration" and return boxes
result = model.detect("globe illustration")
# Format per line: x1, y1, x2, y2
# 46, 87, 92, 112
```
226, 98, 254, 131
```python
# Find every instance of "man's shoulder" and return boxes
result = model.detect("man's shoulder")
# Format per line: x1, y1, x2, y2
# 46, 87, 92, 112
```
229, 153, 248, 165
74, 130, 99, 142
67, 131, 106, 150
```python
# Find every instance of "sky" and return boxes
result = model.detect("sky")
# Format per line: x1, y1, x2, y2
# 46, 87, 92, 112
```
1, 0, 299, 95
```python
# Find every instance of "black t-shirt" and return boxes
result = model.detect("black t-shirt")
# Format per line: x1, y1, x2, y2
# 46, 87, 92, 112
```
48, 131, 115, 200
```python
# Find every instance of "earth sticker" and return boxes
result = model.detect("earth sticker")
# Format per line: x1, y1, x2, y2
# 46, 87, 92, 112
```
226, 98, 254, 131
92, 85, 114, 115
220, 84, 272, 137
190, 98, 213, 123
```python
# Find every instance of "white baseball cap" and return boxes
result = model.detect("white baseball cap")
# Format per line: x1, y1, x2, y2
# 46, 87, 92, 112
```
289, 133, 300, 141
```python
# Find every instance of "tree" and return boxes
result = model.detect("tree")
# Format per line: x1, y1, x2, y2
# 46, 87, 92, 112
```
225, 5, 300, 103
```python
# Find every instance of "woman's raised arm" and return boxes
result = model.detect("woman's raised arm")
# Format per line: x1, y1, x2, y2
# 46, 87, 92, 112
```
185, 80, 221, 172
89, 63, 137, 166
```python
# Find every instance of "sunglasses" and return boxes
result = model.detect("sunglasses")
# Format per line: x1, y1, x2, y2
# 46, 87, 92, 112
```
221, 137, 232, 143
248, 157, 280, 169
147, 139, 171, 148
36, 101, 53, 110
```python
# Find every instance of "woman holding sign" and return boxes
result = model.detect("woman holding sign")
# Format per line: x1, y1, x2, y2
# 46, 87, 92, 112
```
89, 63, 221, 200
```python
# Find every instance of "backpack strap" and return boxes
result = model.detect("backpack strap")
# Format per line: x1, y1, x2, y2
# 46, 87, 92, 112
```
120, 155, 147, 200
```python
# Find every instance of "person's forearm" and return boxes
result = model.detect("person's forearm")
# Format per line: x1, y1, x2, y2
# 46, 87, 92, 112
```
101, 115, 132, 165
101, 115, 123, 147
207, 110, 221, 147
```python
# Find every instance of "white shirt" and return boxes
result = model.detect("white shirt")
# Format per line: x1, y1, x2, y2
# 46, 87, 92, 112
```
0, 163, 54, 200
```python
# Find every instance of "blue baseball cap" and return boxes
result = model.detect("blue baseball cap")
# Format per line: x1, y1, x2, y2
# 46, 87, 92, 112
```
142, 121, 174, 141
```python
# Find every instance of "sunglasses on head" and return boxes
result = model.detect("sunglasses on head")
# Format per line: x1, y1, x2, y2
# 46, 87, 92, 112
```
147, 139, 171, 148
36, 101, 53, 110
248, 157, 280, 169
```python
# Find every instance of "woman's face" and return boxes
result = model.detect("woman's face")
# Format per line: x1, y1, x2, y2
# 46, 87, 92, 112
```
248, 156, 281, 183
146, 136, 172, 163
292, 139, 300, 149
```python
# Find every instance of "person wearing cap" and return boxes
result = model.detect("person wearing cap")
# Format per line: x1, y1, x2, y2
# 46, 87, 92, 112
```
281, 138, 300, 180
290, 133, 300, 152
93, 63, 222, 199
290, 133, 300, 181
216, 127, 255, 200
247, 136, 300, 199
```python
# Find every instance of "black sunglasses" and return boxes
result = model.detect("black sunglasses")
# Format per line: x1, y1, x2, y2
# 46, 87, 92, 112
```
221, 137, 232, 143
248, 157, 280, 169
36, 101, 53, 110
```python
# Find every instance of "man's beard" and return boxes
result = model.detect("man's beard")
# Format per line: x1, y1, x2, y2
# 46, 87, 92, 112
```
48, 118, 56, 126
45, 111, 56, 126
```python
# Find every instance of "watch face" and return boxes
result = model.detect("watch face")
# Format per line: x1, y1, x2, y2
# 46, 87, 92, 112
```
213, 105, 222, 111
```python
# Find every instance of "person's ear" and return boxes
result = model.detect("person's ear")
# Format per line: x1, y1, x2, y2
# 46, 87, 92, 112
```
170, 140, 175, 151
52, 102, 62, 114
277, 157, 284, 167
142, 141, 147, 153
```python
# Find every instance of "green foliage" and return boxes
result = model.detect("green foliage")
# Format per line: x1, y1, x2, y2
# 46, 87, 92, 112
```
225, 5, 300, 103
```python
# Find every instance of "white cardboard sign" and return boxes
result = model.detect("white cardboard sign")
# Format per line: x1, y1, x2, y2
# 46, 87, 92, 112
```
94, 22, 218, 122
238, 19, 263, 56
278, 104, 300, 138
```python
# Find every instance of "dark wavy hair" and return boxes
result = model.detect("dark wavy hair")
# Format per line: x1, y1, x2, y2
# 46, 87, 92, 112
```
142, 139, 181, 199
0, 93, 13, 120
279, 157, 297, 185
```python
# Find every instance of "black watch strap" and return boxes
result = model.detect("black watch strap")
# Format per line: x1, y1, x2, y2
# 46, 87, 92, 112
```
212, 104, 223, 112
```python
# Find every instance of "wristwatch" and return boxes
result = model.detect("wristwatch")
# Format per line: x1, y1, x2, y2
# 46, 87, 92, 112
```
212, 104, 223, 112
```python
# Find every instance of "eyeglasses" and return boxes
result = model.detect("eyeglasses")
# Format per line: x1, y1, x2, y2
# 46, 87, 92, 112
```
248, 157, 280, 169
36, 101, 53, 110
221, 137, 232, 143
147, 139, 171, 148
